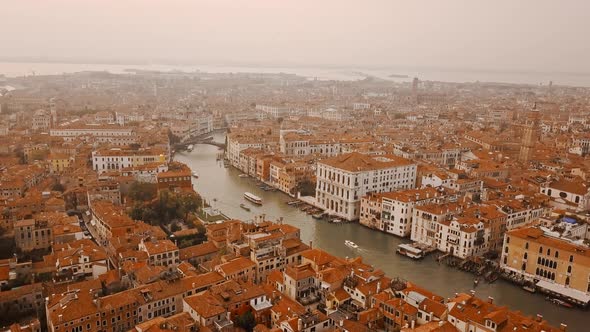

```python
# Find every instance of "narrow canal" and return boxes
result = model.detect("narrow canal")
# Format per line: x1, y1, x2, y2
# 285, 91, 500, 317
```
175, 132, 587, 330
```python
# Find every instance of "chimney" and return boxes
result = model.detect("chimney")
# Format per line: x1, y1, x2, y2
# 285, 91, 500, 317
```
487, 296, 494, 304
439, 321, 444, 327
339, 320, 343, 327
377, 281, 381, 294
309, 241, 313, 249
560, 323, 567, 331
411, 320, 415, 329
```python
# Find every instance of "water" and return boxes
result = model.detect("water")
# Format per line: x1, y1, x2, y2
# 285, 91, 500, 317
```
175, 132, 587, 330
2, 61, 590, 87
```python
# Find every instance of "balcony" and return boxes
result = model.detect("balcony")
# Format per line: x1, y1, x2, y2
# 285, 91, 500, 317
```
447, 237, 459, 245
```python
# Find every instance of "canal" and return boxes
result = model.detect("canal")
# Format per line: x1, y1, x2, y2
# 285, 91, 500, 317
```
175, 132, 586, 330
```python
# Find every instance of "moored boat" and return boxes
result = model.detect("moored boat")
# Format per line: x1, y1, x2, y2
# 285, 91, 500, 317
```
396, 243, 425, 259
238, 174, 248, 178
312, 212, 325, 220
547, 297, 573, 308
522, 285, 536, 293
192, 171, 199, 178
244, 192, 262, 205
239, 203, 251, 212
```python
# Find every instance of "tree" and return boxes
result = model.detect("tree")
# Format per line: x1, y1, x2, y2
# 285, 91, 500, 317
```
179, 192, 202, 221
128, 182, 157, 202
298, 180, 316, 196
235, 310, 256, 332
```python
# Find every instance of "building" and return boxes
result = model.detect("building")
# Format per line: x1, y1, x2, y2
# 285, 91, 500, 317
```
156, 163, 192, 192
139, 239, 180, 269
14, 219, 53, 252
540, 179, 590, 211
92, 147, 167, 174
315, 152, 417, 221
360, 187, 441, 237
50, 123, 137, 145
500, 226, 590, 306
31, 109, 51, 131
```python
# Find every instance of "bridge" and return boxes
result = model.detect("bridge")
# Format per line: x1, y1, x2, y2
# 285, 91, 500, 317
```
175, 137, 226, 150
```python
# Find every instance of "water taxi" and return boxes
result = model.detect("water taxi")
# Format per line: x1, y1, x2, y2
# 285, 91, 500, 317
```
344, 240, 359, 249
192, 171, 199, 178
244, 192, 262, 205
239, 203, 251, 212
396, 243, 425, 260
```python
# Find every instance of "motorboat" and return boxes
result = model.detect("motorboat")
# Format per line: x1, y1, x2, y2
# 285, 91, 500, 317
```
244, 192, 262, 205
187, 144, 194, 152
344, 240, 359, 249
238, 174, 248, 178
192, 171, 199, 178
239, 203, 251, 212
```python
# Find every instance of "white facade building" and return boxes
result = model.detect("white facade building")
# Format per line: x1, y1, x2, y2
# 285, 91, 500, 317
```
315, 152, 417, 221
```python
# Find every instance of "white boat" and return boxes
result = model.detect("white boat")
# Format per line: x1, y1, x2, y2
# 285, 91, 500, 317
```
332, 218, 342, 224
192, 172, 199, 178
344, 240, 359, 249
244, 192, 262, 205
187, 144, 194, 152
238, 174, 248, 178
396, 243, 424, 259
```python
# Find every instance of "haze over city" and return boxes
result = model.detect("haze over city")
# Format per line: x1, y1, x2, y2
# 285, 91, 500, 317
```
1, 2, 590, 332
2, 0, 590, 73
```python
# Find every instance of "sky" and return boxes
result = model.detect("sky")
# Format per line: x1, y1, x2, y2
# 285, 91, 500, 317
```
1, 0, 589, 73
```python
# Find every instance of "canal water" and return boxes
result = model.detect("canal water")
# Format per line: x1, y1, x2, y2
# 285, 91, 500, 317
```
175, 133, 587, 330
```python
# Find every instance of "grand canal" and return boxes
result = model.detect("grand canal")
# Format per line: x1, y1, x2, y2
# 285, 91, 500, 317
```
175, 132, 586, 330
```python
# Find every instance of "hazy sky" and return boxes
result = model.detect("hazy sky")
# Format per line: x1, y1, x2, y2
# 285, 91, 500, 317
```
2, 0, 589, 72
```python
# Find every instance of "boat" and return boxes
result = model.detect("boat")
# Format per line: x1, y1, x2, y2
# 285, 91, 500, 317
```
187, 144, 194, 152
547, 297, 573, 308
239, 203, 251, 212
192, 171, 199, 178
473, 278, 480, 287
244, 192, 262, 205
312, 212, 325, 220
286, 200, 299, 206
396, 243, 425, 260
238, 174, 248, 178
522, 285, 536, 293
331, 218, 342, 224
344, 240, 359, 249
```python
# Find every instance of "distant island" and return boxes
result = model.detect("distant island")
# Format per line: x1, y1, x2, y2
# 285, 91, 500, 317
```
389, 73, 409, 78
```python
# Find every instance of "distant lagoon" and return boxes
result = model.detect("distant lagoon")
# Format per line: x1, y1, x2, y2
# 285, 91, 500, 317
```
1, 61, 589, 87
